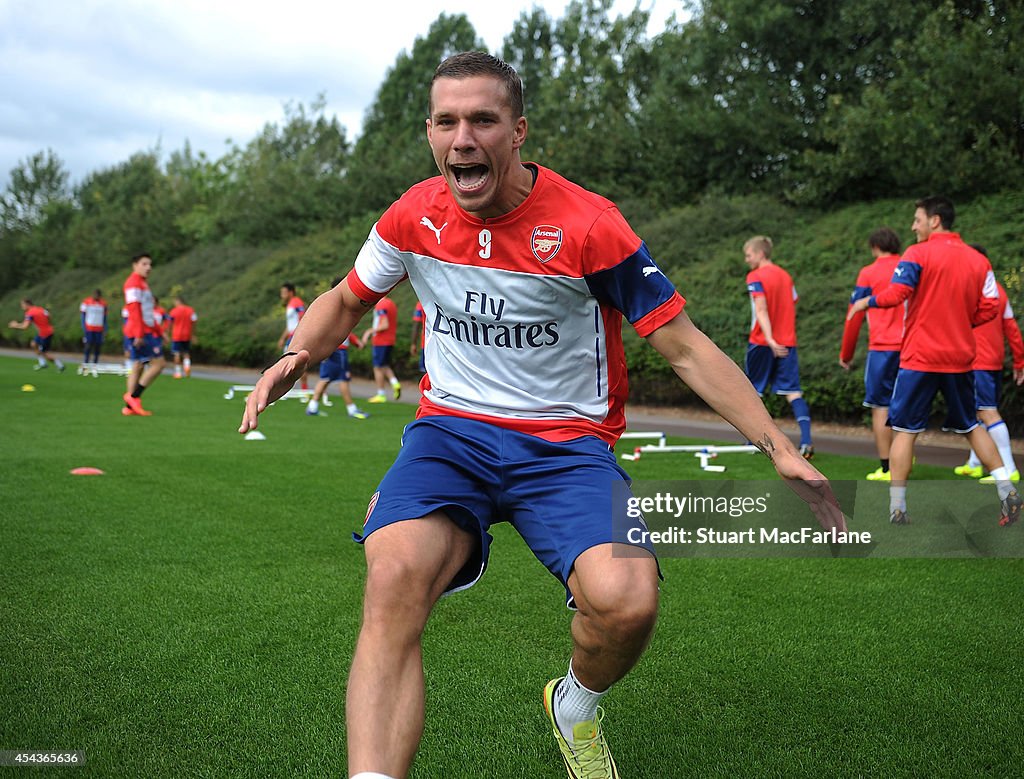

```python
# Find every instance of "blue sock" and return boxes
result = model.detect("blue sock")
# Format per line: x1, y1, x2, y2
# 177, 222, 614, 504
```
790, 397, 812, 446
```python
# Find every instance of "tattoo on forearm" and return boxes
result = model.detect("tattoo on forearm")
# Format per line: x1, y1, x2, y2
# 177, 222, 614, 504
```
756, 433, 776, 462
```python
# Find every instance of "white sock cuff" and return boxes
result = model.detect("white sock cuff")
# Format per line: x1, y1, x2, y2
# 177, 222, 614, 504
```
987, 421, 1007, 432
351, 773, 398, 779
567, 660, 605, 696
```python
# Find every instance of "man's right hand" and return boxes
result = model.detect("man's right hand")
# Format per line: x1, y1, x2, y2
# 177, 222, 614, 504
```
238, 349, 311, 433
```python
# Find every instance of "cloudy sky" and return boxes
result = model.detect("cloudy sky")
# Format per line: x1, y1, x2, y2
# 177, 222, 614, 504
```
0, 0, 681, 190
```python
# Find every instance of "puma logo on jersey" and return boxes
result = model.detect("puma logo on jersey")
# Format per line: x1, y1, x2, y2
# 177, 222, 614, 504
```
642, 266, 660, 277
420, 217, 447, 245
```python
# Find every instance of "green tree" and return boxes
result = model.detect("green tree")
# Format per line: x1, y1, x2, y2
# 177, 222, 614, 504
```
797, 0, 1024, 202
213, 96, 352, 244
0, 150, 72, 291
66, 151, 189, 271
346, 14, 483, 214
505, 0, 651, 201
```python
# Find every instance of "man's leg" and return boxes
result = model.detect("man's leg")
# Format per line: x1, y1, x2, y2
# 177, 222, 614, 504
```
977, 408, 1018, 476
783, 391, 813, 458
306, 379, 329, 415
347, 513, 476, 779
888, 431, 917, 524
872, 407, 892, 462
126, 360, 144, 395
373, 366, 386, 395
384, 366, 402, 400
340, 381, 368, 419
565, 544, 659, 693
139, 357, 165, 389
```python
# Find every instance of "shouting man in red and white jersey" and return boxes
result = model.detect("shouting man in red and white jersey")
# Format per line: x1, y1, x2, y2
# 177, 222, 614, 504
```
240, 51, 844, 779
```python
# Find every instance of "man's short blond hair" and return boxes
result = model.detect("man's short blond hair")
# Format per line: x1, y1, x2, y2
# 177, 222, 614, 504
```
744, 235, 773, 258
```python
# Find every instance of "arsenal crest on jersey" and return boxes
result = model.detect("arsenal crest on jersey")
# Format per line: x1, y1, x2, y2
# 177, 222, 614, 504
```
531, 225, 563, 263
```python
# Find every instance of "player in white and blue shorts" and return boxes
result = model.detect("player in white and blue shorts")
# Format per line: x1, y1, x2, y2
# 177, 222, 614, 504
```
305, 340, 368, 419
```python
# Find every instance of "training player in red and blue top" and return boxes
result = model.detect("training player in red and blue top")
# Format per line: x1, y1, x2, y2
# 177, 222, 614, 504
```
121, 254, 166, 416
8, 298, 65, 371
239, 51, 844, 779
79, 289, 107, 367
744, 235, 814, 458
278, 282, 308, 390
953, 246, 1024, 483
167, 295, 198, 379
361, 296, 401, 402
848, 195, 1020, 527
839, 227, 904, 480
305, 276, 369, 420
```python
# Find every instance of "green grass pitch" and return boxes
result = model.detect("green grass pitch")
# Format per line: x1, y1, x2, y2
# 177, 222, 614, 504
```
1, 356, 1022, 777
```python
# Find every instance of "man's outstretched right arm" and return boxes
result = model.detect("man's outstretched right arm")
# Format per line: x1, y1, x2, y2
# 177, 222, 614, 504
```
239, 280, 373, 433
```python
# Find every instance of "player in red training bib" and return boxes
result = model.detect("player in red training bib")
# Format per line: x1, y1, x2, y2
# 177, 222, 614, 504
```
239, 51, 844, 779
361, 296, 402, 402
121, 253, 166, 416
8, 298, 65, 371
952, 245, 1024, 483
277, 282, 308, 390
743, 235, 814, 458
79, 289, 108, 367
167, 295, 198, 378
839, 227, 904, 480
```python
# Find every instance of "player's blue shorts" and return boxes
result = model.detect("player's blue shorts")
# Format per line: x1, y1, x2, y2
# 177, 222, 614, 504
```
974, 369, 1002, 410
171, 340, 191, 354
863, 350, 900, 408
354, 416, 656, 607
34, 335, 52, 352
888, 368, 978, 434
372, 345, 393, 368
745, 343, 802, 395
128, 333, 163, 363
83, 331, 104, 347
319, 349, 351, 382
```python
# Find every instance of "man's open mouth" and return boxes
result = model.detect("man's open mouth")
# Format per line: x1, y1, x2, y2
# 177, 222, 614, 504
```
452, 164, 489, 192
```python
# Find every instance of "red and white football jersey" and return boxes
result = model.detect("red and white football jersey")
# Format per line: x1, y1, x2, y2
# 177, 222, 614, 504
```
871, 232, 999, 372
840, 253, 904, 360
347, 164, 684, 445
122, 272, 159, 338
746, 263, 798, 347
973, 282, 1024, 371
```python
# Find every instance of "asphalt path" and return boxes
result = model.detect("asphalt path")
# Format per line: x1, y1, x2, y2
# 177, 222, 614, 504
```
3, 346, 984, 468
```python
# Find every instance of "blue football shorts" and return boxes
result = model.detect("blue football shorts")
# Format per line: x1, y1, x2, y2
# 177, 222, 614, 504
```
34, 335, 53, 353
371, 345, 394, 368
318, 349, 351, 382
973, 369, 1002, 410
171, 339, 191, 354
84, 331, 104, 347
862, 350, 900, 408
745, 343, 802, 395
354, 416, 656, 607
128, 333, 163, 362
888, 368, 978, 434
